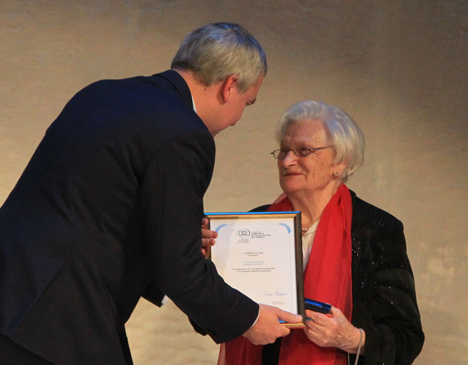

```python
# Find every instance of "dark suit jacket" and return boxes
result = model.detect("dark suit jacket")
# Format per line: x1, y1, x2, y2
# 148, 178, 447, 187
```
257, 190, 424, 364
0, 70, 258, 364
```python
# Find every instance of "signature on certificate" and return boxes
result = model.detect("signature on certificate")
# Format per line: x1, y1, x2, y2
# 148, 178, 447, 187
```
264, 290, 287, 297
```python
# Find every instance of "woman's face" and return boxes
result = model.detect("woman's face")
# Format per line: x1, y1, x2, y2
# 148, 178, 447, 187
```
278, 119, 340, 197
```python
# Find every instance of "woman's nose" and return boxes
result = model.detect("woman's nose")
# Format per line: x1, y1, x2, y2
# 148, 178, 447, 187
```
280, 150, 298, 166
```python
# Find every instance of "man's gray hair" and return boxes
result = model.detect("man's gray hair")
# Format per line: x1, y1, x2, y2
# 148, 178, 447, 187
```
276, 100, 365, 183
171, 22, 267, 93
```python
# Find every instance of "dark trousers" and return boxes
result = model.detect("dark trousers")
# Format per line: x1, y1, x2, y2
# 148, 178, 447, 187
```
0, 335, 53, 364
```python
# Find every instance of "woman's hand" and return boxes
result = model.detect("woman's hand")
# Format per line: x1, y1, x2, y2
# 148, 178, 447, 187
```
303, 306, 365, 355
201, 217, 218, 256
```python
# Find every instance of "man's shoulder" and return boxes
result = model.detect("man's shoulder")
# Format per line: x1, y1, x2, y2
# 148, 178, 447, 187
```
76, 70, 188, 101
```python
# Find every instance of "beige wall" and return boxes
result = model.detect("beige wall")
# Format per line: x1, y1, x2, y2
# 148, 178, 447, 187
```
1, 1, 467, 363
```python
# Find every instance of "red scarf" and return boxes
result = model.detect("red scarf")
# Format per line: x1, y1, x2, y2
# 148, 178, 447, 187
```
219, 185, 353, 365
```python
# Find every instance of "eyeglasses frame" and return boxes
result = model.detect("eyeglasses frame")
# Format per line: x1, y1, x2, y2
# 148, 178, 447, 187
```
270, 146, 333, 159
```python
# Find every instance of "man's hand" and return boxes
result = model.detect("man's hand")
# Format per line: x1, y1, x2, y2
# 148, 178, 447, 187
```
201, 217, 217, 256
242, 304, 303, 345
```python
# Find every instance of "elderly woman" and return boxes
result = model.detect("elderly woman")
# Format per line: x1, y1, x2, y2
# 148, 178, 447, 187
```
203, 100, 424, 364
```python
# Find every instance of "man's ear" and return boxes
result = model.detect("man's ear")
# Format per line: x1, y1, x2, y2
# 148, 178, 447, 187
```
220, 74, 238, 103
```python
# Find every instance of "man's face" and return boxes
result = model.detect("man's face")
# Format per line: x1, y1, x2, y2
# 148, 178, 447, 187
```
210, 75, 264, 136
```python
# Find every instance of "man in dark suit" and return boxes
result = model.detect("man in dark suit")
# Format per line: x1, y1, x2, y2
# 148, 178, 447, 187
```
0, 22, 301, 364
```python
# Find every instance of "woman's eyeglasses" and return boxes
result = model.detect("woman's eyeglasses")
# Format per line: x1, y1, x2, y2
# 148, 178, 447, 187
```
270, 146, 332, 159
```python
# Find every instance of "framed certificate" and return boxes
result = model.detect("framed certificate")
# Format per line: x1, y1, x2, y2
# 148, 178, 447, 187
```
207, 211, 305, 328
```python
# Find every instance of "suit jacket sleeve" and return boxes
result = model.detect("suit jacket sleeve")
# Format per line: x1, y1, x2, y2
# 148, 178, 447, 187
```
139, 129, 258, 343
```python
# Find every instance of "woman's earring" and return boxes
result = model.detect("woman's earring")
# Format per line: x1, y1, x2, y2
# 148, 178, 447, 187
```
334, 171, 340, 178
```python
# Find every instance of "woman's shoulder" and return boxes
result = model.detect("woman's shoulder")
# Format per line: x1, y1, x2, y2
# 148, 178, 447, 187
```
349, 190, 403, 231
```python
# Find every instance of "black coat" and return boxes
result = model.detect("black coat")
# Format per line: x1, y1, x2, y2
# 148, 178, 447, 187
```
0, 70, 258, 364
258, 190, 424, 364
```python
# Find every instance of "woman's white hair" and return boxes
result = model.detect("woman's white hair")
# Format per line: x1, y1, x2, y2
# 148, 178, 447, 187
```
276, 100, 365, 183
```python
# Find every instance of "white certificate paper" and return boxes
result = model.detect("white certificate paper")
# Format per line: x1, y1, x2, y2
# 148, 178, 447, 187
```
207, 212, 305, 326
